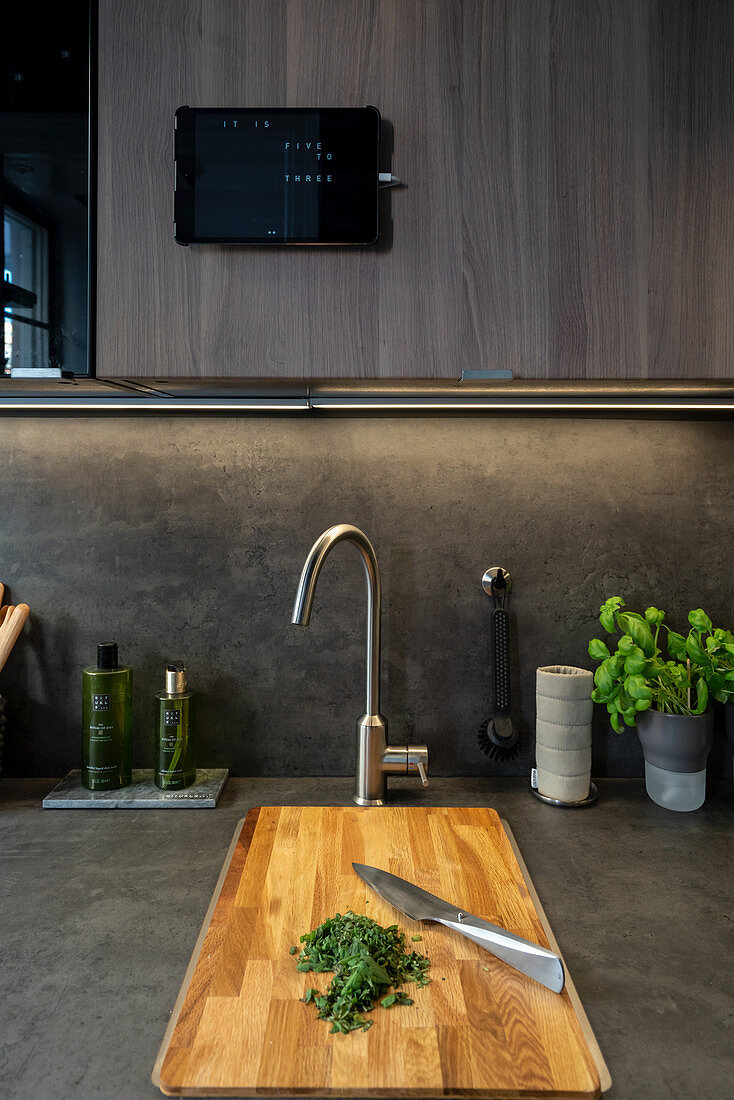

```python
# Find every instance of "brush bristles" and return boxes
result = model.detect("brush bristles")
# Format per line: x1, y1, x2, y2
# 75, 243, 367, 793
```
477, 720, 522, 761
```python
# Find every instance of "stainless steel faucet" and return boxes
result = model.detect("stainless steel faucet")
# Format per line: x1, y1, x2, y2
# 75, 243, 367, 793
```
292, 523, 429, 806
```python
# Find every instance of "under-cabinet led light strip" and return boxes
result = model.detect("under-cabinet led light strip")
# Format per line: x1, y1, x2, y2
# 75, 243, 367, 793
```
309, 401, 734, 411
2, 398, 734, 412
0, 400, 309, 411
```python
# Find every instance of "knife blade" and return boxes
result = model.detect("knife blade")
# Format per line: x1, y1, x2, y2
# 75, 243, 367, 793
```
352, 862, 565, 994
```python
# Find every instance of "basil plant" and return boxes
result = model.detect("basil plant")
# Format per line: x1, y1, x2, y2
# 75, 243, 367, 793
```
588, 597, 734, 732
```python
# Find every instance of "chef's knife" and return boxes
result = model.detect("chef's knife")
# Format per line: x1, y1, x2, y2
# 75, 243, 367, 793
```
352, 862, 565, 994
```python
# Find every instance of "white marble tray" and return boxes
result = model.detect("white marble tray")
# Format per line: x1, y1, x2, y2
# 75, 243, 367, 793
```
42, 768, 229, 809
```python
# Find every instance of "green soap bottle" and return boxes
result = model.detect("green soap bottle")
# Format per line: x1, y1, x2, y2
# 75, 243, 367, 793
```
155, 662, 196, 790
81, 642, 132, 790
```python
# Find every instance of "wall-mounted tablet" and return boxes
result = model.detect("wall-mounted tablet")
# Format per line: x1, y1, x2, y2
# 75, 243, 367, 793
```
174, 106, 380, 245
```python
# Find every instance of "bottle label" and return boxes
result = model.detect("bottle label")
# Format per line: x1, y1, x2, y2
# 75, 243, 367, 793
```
160, 734, 183, 750
531, 767, 539, 789
93, 694, 111, 711
164, 710, 180, 727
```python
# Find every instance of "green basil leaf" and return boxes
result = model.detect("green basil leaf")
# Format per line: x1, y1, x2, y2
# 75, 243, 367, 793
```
599, 598, 624, 633
624, 647, 646, 675
599, 608, 616, 633
688, 609, 712, 632
666, 663, 688, 688
645, 606, 665, 625
607, 655, 624, 677
625, 675, 653, 702
617, 634, 636, 655
708, 673, 724, 696
594, 663, 614, 694
615, 612, 630, 634
694, 677, 708, 714
600, 596, 624, 617
626, 617, 655, 657
686, 634, 707, 664
644, 657, 664, 678
588, 638, 610, 660
610, 711, 623, 733
667, 631, 687, 660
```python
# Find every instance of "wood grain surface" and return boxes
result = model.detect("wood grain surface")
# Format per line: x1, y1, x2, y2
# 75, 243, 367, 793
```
155, 806, 601, 1097
97, 1, 734, 379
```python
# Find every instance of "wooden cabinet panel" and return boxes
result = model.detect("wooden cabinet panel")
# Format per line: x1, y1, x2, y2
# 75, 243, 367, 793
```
548, 0, 648, 378
461, 0, 550, 379
97, 1, 734, 379
647, 0, 734, 377
97, 0, 203, 377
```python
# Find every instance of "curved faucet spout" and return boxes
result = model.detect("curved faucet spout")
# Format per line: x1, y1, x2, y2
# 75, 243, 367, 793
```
292, 524, 381, 716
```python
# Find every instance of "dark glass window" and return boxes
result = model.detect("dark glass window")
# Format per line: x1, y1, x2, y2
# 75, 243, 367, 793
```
1, 1, 92, 376
4, 205, 50, 371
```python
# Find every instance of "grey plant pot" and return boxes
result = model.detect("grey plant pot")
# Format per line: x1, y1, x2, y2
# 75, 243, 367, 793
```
636, 709, 713, 771
636, 709, 713, 811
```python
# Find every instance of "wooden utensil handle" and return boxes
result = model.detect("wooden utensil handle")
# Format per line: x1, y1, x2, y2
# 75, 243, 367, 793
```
0, 604, 15, 629
0, 603, 30, 675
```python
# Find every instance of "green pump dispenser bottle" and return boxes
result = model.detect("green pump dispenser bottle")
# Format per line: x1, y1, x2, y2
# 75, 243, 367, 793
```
81, 642, 132, 790
155, 662, 196, 789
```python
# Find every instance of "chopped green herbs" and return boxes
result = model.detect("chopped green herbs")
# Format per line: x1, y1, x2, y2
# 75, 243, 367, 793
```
411, 935, 422, 941
293, 910, 430, 1033
289, 945, 297, 955
380, 990, 413, 1008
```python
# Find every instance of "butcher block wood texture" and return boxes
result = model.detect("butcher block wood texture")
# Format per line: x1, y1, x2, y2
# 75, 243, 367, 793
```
153, 806, 604, 1097
97, 0, 734, 379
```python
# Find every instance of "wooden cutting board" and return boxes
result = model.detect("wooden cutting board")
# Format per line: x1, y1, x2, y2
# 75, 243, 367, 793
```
153, 806, 608, 1098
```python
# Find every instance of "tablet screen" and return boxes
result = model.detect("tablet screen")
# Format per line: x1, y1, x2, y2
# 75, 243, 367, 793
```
174, 107, 380, 245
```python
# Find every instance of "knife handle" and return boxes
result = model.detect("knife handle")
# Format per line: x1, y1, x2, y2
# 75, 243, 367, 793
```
438, 914, 565, 994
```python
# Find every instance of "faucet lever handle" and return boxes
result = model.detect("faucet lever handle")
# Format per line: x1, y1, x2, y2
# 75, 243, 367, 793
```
407, 745, 429, 787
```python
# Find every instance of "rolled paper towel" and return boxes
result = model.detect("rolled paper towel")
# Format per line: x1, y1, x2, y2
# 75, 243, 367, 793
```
535, 665, 593, 803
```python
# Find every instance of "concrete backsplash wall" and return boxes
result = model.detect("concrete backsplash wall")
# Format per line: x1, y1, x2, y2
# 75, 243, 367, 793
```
2, 415, 733, 780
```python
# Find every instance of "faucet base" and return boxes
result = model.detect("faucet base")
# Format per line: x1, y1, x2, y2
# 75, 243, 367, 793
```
352, 794, 386, 807
353, 713, 430, 805
355, 712, 389, 804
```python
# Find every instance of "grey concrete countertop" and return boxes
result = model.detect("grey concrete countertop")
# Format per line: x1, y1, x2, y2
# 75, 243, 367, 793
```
0, 777, 732, 1100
